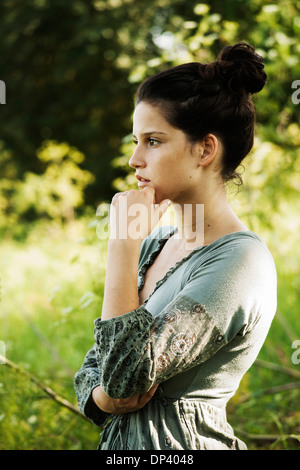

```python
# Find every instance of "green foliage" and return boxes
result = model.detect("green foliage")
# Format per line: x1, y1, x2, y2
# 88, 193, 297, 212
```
0, 366, 100, 450
16, 140, 94, 222
0, 140, 94, 237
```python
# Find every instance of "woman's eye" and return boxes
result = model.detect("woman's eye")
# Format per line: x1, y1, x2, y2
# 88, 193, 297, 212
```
132, 137, 159, 147
148, 138, 159, 147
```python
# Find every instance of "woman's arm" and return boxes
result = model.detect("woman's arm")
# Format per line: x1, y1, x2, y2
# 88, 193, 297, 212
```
101, 187, 170, 321
92, 384, 159, 414
91, 187, 169, 413
74, 344, 111, 427
74, 343, 159, 420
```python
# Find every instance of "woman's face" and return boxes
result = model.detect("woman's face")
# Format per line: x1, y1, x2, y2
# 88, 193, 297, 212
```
130, 102, 202, 204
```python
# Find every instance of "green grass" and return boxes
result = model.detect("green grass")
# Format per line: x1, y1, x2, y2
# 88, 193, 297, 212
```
0, 216, 299, 450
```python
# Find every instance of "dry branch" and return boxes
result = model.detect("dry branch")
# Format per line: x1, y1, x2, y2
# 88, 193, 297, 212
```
0, 354, 90, 422
254, 359, 300, 379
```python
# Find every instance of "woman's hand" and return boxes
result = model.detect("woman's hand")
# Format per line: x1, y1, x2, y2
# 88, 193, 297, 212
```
110, 186, 170, 241
92, 384, 159, 414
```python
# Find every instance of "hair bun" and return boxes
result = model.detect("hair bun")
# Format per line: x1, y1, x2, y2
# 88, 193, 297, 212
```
216, 42, 267, 95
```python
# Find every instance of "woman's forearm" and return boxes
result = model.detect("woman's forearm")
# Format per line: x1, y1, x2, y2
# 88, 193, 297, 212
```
101, 238, 142, 321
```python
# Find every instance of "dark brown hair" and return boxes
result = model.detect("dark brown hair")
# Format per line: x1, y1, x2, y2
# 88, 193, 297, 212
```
135, 42, 267, 185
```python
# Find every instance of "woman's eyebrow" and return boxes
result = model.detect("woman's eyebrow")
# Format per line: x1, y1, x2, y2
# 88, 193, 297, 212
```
132, 131, 167, 137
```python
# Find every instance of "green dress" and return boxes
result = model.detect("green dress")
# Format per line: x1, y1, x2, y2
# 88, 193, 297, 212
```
74, 226, 277, 450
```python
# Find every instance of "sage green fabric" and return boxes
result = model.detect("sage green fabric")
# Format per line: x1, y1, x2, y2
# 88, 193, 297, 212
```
74, 226, 277, 450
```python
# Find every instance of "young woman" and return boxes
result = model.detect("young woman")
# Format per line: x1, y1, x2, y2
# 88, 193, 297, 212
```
74, 42, 277, 450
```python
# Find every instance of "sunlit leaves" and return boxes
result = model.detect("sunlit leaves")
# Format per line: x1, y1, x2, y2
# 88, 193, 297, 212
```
7, 141, 94, 225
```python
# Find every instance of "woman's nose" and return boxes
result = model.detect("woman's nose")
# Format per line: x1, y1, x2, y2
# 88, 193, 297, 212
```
129, 146, 146, 169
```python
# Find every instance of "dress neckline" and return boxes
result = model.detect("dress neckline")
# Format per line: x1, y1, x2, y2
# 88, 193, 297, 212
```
138, 226, 205, 305
138, 226, 259, 307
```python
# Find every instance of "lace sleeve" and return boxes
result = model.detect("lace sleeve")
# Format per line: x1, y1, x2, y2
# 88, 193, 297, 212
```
74, 344, 112, 427
94, 296, 226, 399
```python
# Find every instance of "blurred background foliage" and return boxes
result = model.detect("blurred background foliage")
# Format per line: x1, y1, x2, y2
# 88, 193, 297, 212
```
0, 0, 300, 450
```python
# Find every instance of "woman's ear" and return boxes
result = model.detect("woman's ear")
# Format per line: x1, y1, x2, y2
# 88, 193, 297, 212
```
196, 134, 219, 167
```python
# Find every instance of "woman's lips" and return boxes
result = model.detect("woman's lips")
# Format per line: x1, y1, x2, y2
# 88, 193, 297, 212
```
138, 180, 150, 188
136, 175, 151, 188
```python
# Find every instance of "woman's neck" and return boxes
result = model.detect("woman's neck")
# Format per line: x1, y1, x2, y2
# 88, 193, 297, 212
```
172, 186, 248, 249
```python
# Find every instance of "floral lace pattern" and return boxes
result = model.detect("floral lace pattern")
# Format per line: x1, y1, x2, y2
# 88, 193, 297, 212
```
74, 344, 111, 427
94, 295, 225, 399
